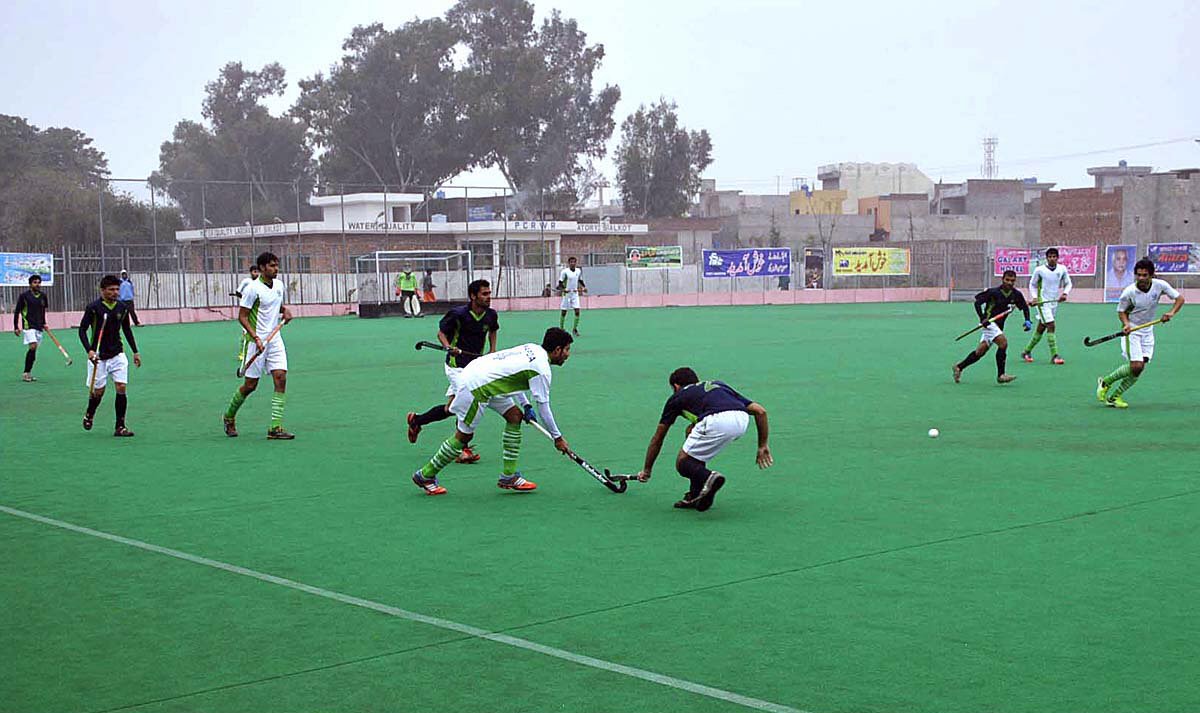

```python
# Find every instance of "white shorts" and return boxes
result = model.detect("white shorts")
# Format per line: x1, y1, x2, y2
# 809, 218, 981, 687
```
682, 410, 750, 463
979, 323, 1004, 345
22, 329, 43, 345
1034, 301, 1058, 324
242, 337, 288, 378
561, 292, 581, 310
449, 388, 516, 435
84, 352, 129, 389
444, 364, 464, 398
1121, 329, 1155, 362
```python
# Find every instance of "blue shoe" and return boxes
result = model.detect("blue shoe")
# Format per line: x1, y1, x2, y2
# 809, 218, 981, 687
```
413, 470, 447, 495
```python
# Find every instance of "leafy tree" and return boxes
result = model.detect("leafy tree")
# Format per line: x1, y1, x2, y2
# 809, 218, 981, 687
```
154, 62, 314, 226
615, 99, 712, 218
294, 20, 473, 192
449, 0, 620, 208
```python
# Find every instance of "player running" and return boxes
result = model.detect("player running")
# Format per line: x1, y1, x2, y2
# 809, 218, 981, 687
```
223, 252, 295, 439
635, 368, 772, 512
13, 274, 49, 382
1096, 258, 1184, 409
411, 328, 574, 496
557, 256, 587, 336
78, 275, 141, 436
1021, 247, 1072, 364
953, 270, 1031, 385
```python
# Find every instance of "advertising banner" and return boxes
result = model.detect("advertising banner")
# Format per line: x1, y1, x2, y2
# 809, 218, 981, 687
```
702, 248, 791, 278
993, 246, 1098, 276
0, 252, 54, 286
832, 247, 910, 276
803, 247, 824, 289
1104, 244, 1137, 302
625, 245, 683, 269
1148, 242, 1200, 274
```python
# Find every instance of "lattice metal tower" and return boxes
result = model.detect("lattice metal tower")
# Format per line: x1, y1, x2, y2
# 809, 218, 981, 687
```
981, 136, 999, 178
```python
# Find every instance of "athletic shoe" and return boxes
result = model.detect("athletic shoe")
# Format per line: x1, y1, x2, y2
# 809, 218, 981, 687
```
997, 374, 1017, 384
693, 472, 726, 512
952, 365, 962, 383
1021, 352, 1033, 363
83, 413, 94, 431
674, 493, 698, 509
113, 425, 135, 437
1107, 396, 1129, 409
1052, 355, 1065, 365
498, 474, 537, 491
267, 427, 295, 440
21, 373, 35, 382
413, 470, 447, 496
1096, 376, 1108, 403
406, 412, 420, 444
456, 446, 481, 464
572, 329, 580, 337
223, 416, 238, 437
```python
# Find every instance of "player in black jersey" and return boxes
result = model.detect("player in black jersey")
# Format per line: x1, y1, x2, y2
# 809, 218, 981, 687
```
13, 274, 49, 382
636, 367, 772, 511
953, 270, 1031, 385
77, 275, 141, 436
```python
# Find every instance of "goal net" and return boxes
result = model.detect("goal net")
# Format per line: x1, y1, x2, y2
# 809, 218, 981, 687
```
353, 250, 473, 308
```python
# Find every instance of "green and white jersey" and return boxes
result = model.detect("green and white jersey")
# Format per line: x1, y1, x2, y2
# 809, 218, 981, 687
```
1118, 278, 1179, 328
240, 276, 286, 338
1030, 263, 1071, 302
559, 266, 583, 293
461, 343, 553, 402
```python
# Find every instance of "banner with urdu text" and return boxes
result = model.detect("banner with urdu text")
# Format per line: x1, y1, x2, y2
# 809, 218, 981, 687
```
0, 252, 54, 286
625, 245, 683, 269
702, 248, 791, 278
1148, 242, 1200, 274
832, 247, 910, 276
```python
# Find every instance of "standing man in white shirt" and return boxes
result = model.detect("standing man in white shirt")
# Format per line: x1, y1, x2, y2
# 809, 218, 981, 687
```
1021, 247, 1073, 365
557, 256, 587, 337
223, 252, 295, 439
1096, 258, 1184, 409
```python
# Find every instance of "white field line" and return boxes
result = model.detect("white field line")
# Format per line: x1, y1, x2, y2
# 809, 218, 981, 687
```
1, 504, 808, 713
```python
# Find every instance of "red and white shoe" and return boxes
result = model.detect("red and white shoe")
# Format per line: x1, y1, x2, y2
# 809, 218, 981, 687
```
412, 471, 447, 496
1021, 352, 1034, 363
406, 412, 420, 444
456, 446, 481, 464
498, 474, 537, 491
1052, 355, 1065, 365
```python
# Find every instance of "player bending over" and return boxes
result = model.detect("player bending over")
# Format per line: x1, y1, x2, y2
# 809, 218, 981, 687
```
635, 368, 772, 512
1096, 258, 1184, 409
953, 269, 1031, 385
411, 328, 573, 496
1021, 247, 1072, 364
78, 275, 142, 436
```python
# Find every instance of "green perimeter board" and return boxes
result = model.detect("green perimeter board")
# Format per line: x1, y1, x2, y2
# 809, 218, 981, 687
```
1, 303, 1198, 712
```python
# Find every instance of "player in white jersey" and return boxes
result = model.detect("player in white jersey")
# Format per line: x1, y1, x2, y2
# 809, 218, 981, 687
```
223, 252, 295, 438
1096, 258, 1184, 409
230, 265, 261, 360
1021, 247, 1072, 365
557, 256, 587, 336
412, 327, 574, 496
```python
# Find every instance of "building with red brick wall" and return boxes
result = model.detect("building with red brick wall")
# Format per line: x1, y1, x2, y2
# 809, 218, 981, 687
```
1040, 187, 1123, 247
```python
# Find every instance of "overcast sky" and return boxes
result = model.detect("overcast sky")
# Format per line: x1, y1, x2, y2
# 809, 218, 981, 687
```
4, 0, 1198, 197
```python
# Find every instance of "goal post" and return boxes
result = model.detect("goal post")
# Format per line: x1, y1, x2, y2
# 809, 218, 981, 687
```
353, 250, 473, 316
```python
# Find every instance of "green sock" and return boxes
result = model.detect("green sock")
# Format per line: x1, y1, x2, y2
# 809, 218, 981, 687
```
1110, 374, 1139, 399
560, 312, 566, 328
1047, 333, 1058, 356
270, 392, 286, 429
225, 390, 247, 419
1024, 331, 1043, 353
1102, 364, 1132, 387
421, 437, 464, 478
573, 312, 580, 331
502, 422, 522, 475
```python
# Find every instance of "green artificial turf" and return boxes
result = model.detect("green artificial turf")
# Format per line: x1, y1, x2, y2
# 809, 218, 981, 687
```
2, 302, 1198, 713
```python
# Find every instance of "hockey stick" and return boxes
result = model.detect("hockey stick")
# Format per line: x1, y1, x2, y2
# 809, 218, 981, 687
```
954, 307, 1014, 342
527, 419, 628, 493
237, 321, 285, 377
41, 326, 73, 365
87, 313, 109, 397
1083, 318, 1163, 347
414, 340, 480, 358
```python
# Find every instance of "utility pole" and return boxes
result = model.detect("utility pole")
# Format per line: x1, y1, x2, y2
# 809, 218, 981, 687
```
982, 137, 999, 178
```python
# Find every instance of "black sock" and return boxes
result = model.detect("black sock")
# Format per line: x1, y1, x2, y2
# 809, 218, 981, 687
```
676, 455, 711, 498
115, 393, 127, 424
24, 349, 36, 372
87, 395, 102, 416
413, 404, 452, 427
957, 351, 982, 370
995, 348, 1007, 377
